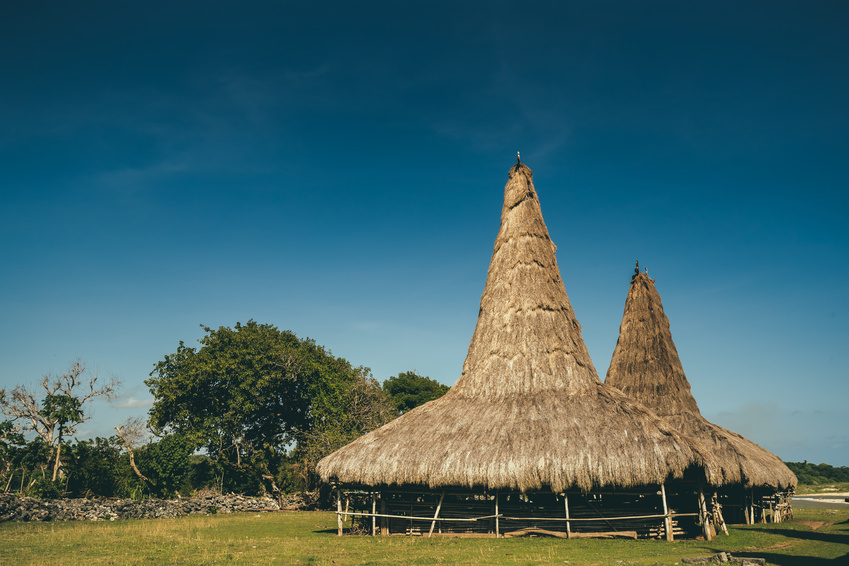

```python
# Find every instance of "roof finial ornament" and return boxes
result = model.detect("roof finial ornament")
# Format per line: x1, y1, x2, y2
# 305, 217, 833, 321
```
517, 151, 521, 164
635, 260, 639, 274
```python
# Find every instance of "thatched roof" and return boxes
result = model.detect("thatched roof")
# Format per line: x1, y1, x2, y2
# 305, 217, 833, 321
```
605, 270, 797, 490
317, 163, 703, 493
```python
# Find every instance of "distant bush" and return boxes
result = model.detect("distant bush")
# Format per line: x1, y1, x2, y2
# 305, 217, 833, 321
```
136, 433, 193, 498
64, 437, 122, 497
785, 461, 849, 485
383, 371, 449, 414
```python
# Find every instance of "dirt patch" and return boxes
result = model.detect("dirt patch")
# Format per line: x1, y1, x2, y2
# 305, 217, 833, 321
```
759, 541, 797, 550
794, 520, 831, 531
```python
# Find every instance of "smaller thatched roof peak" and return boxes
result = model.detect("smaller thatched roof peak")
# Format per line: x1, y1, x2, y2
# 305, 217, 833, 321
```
606, 270, 700, 417
606, 269, 797, 489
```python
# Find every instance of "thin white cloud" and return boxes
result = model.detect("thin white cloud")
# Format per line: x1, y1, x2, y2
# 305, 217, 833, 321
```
350, 321, 384, 331
94, 160, 190, 189
115, 396, 153, 409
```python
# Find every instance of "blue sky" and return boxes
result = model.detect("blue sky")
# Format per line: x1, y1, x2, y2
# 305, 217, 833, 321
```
2, 1, 847, 466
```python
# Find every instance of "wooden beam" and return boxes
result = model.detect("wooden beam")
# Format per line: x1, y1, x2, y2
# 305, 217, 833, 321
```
563, 493, 571, 539
371, 492, 377, 536
503, 528, 637, 539
339, 510, 691, 523
712, 492, 728, 536
698, 485, 712, 542
336, 489, 343, 536
380, 495, 388, 536
566, 530, 637, 540
428, 492, 445, 538
661, 483, 673, 542
494, 492, 500, 538
749, 490, 755, 525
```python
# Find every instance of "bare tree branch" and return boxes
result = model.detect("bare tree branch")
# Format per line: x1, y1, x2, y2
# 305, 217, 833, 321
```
0, 359, 122, 480
115, 417, 151, 483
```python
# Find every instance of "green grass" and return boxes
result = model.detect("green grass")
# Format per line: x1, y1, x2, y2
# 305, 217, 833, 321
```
0, 508, 847, 565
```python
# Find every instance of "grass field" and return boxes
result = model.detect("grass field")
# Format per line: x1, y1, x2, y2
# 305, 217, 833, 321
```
1, 507, 846, 565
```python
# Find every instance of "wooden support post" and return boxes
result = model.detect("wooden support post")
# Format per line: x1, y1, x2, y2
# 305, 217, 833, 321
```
749, 490, 755, 525
371, 491, 377, 536
564, 493, 572, 539
428, 492, 445, 538
776, 491, 788, 523
495, 492, 500, 538
380, 495, 388, 536
713, 492, 728, 536
336, 488, 343, 536
661, 483, 674, 542
698, 485, 712, 542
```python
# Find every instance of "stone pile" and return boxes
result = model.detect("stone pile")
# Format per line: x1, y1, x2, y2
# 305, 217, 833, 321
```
0, 493, 286, 522
682, 553, 766, 565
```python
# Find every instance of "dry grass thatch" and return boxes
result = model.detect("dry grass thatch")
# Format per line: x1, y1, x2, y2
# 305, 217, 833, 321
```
605, 270, 797, 490
317, 163, 705, 493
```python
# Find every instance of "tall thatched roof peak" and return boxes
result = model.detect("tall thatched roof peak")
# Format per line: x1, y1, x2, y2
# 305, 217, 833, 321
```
450, 160, 600, 400
316, 162, 704, 493
606, 270, 797, 489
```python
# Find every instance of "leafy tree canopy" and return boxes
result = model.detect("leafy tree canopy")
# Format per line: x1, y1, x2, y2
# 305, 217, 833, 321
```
146, 320, 393, 483
137, 433, 193, 497
785, 461, 849, 485
382, 371, 450, 414
64, 436, 122, 498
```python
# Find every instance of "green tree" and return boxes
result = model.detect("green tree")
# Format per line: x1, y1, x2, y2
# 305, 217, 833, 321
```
0, 420, 25, 493
17, 438, 53, 495
382, 371, 450, 414
147, 321, 395, 493
137, 434, 193, 497
147, 322, 311, 461
785, 461, 849, 485
64, 436, 122, 497
41, 394, 83, 481
295, 372, 395, 491
0, 360, 120, 484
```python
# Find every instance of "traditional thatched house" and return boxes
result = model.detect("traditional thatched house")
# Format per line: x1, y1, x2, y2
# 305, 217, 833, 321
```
605, 267, 797, 525
318, 161, 715, 539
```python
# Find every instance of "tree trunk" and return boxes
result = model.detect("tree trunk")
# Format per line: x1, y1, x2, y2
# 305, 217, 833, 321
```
115, 425, 151, 483
51, 435, 62, 482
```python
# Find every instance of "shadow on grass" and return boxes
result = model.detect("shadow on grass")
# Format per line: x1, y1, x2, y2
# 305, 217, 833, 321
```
745, 525, 849, 547
729, 522, 849, 565
733, 550, 849, 565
